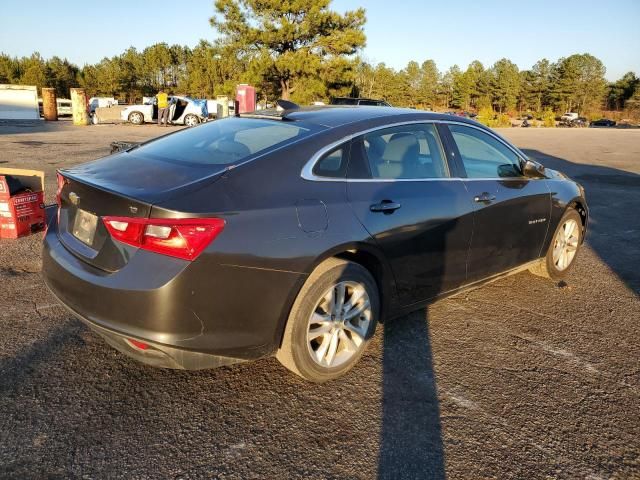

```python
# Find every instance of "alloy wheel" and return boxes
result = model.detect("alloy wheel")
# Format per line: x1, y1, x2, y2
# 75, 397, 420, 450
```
306, 281, 372, 368
552, 218, 579, 271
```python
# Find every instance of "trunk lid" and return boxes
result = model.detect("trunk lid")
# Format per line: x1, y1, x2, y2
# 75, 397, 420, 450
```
58, 151, 226, 272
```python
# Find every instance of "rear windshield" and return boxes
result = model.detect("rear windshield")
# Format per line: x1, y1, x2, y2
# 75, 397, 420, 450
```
134, 117, 319, 166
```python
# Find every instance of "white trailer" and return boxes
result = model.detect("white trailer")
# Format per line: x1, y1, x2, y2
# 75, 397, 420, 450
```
0, 84, 40, 120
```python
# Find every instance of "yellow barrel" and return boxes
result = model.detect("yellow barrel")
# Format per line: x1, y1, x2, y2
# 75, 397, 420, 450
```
42, 88, 58, 121
70, 88, 89, 126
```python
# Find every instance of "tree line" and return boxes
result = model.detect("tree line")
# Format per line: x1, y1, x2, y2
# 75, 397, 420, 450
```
0, 0, 638, 119
356, 55, 638, 117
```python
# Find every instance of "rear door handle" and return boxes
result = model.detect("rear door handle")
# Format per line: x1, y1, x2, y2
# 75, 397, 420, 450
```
370, 200, 402, 214
473, 192, 496, 204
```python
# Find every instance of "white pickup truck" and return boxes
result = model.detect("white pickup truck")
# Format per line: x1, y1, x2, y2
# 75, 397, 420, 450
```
560, 112, 579, 122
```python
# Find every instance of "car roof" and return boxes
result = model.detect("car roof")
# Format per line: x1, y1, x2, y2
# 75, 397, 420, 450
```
270, 106, 481, 129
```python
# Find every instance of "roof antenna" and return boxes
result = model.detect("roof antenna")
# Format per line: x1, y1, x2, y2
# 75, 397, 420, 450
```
276, 99, 299, 112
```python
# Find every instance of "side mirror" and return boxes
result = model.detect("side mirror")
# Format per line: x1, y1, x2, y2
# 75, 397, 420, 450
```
522, 159, 546, 178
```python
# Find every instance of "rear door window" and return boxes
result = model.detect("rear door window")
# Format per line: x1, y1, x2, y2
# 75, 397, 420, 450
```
135, 118, 318, 166
349, 123, 448, 179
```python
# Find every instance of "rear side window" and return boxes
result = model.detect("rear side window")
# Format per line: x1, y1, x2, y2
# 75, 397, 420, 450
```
312, 146, 348, 178
351, 123, 448, 179
449, 124, 523, 178
134, 118, 316, 166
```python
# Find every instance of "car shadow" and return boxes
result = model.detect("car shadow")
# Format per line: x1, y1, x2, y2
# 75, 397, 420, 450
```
366, 182, 455, 478
379, 309, 445, 479
0, 320, 86, 394
522, 149, 640, 294
0, 119, 71, 136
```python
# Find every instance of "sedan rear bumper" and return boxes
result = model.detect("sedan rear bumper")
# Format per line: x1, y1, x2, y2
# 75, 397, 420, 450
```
42, 211, 293, 367
46, 286, 243, 370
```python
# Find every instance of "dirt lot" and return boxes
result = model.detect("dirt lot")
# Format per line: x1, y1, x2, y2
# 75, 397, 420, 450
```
0, 121, 639, 479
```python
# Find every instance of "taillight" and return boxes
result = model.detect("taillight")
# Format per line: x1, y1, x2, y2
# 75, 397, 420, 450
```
56, 172, 67, 207
55, 173, 68, 225
102, 216, 225, 261
127, 339, 150, 351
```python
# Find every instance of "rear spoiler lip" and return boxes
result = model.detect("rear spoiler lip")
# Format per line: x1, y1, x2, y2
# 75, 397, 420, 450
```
57, 168, 228, 212
110, 141, 140, 154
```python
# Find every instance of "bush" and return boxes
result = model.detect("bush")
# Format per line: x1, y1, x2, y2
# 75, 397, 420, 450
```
477, 107, 511, 128
542, 109, 556, 128
476, 107, 494, 126
493, 113, 512, 127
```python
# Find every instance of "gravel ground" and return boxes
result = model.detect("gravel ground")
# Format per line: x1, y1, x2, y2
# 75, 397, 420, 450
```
0, 122, 639, 479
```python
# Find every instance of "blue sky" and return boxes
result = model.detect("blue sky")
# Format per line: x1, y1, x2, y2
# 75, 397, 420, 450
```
1, 0, 639, 80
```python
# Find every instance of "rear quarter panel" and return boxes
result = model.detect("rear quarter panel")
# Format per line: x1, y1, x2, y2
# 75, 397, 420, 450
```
151, 131, 383, 354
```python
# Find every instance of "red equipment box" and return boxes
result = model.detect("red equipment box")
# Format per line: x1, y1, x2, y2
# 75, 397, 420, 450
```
0, 168, 46, 239
236, 84, 256, 113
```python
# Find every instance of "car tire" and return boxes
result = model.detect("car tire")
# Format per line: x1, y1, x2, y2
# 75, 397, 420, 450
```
276, 258, 379, 383
530, 208, 583, 280
184, 114, 199, 127
128, 111, 144, 125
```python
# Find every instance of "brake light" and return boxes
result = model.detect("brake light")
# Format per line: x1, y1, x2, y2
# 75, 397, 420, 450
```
102, 216, 225, 261
55, 173, 68, 225
56, 173, 67, 207
127, 339, 150, 351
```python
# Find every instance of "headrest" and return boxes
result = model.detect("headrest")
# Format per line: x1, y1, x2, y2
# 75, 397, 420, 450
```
366, 136, 387, 158
383, 133, 419, 163
217, 140, 251, 157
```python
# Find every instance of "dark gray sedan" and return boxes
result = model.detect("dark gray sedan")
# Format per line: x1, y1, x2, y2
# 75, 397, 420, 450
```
43, 106, 587, 382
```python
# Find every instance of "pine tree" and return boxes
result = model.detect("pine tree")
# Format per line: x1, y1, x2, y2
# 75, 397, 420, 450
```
210, 0, 366, 100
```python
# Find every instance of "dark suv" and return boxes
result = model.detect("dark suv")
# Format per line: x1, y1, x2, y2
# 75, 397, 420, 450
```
330, 97, 391, 107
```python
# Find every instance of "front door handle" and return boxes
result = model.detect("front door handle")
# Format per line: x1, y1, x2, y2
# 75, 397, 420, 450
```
474, 192, 496, 204
370, 200, 402, 214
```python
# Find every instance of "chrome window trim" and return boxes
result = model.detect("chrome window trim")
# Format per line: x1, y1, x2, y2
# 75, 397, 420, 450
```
300, 119, 528, 183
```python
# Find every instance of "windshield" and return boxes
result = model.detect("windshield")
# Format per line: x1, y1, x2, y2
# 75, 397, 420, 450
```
134, 117, 320, 166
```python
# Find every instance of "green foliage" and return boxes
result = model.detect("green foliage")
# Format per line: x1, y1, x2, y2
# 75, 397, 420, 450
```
0, 52, 78, 97
518, 59, 552, 113
476, 107, 495, 126
490, 58, 520, 113
476, 107, 511, 128
542, 109, 556, 128
354, 62, 407, 106
626, 85, 640, 112
607, 72, 639, 110
548, 54, 607, 115
210, 0, 366, 100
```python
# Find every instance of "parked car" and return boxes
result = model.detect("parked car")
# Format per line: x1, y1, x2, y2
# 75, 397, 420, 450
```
330, 97, 391, 107
43, 106, 588, 382
560, 117, 588, 128
590, 118, 616, 128
38, 98, 73, 117
120, 95, 208, 126
89, 97, 118, 113
560, 112, 579, 122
